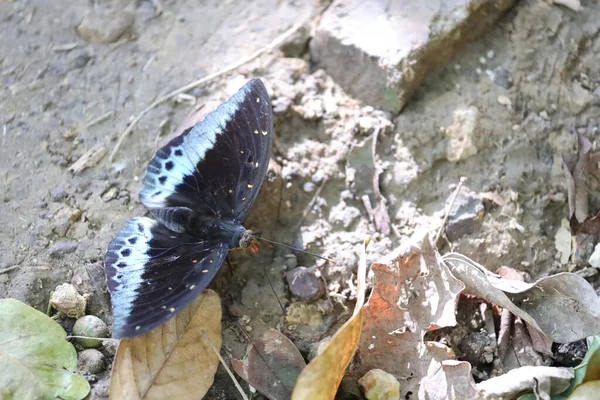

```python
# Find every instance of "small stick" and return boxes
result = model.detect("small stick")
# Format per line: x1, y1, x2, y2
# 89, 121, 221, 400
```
201, 329, 249, 400
294, 177, 328, 231
86, 111, 114, 128
435, 177, 466, 244
110, 16, 310, 161
0, 265, 19, 274
66, 335, 120, 342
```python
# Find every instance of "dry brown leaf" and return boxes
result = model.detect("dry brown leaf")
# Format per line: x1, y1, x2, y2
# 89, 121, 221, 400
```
232, 329, 306, 400
110, 289, 222, 399
291, 239, 369, 400
356, 236, 464, 398
443, 253, 600, 343
562, 130, 592, 223
418, 360, 483, 400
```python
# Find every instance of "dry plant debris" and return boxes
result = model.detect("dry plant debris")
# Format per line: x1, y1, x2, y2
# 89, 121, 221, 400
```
110, 290, 221, 399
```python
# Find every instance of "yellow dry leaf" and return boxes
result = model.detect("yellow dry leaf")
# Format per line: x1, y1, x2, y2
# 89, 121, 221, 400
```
110, 289, 222, 399
291, 239, 369, 400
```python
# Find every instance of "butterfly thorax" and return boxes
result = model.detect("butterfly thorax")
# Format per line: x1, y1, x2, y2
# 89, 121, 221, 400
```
188, 217, 247, 249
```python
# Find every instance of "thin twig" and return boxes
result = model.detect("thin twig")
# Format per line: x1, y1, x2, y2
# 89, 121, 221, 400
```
0, 265, 20, 274
86, 111, 114, 128
66, 335, 120, 342
435, 177, 466, 244
294, 177, 328, 231
110, 16, 310, 161
201, 329, 249, 400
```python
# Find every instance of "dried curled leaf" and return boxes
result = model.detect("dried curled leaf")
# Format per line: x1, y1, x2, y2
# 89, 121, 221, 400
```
0, 298, 90, 400
291, 239, 369, 400
232, 329, 306, 400
443, 253, 600, 343
110, 290, 222, 399
419, 361, 483, 400
356, 236, 463, 398
562, 130, 591, 223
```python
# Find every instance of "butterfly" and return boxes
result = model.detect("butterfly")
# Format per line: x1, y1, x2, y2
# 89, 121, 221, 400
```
104, 79, 273, 338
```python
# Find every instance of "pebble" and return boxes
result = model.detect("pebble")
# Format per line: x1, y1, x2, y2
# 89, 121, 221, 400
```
50, 185, 68, 202
77, 9, 135, 44
358, 369, 400, 400
286, 267, 325, 302
73, 315, 109, 348
493, 68, 513, 89
77, 349, 106, 374
49, 240, 78, 258
588, 243, 600, 269
101, 186, 118, 202
446, 189, 485, 241
50, 283, 87, 318
303, 182, 315, 193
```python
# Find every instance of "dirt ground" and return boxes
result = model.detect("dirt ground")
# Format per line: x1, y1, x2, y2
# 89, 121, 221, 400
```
1, 0, 600, 399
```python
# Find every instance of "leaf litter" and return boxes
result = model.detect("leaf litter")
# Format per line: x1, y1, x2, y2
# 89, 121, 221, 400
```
232, 329, 306, 400
110, 289, 222, 400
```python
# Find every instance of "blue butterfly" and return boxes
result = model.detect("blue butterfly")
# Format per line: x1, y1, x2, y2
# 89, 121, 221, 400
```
104, 79, 273, 338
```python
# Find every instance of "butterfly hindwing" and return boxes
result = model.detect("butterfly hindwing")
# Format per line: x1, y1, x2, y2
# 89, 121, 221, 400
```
140, 78, 274, 223
104, 217, 229, 338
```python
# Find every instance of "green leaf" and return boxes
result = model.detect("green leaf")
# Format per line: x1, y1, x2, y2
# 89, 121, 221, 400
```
560, 336, 600, 397
0, 298, 90, 400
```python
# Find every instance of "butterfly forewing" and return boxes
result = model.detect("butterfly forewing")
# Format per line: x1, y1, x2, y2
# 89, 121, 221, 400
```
105, 217, 228, 338
140, 78, 274, 223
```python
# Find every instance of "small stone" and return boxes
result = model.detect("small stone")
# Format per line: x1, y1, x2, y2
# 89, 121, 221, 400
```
446, 189, 485, 241
285, 254, 298, 269
77, 349, 106, 374
49, 240, 78, 258
77, 9, 135, 44
588, 244, 600, 269
478, 56, 487, 64
497, 95, 512, 108
101, 186, 118, 202
493, 68, 513, 89
358, 369, 400, 400
73, 315, 109, 348
52, 206, 82, 237
50, 283, 87, 318
444, 106, 481, 162
228, 302, 245, 318
69, 50, 92, 70
50, 185, 68, 202
286, 267, 325, 302
486, 50, 495, 59
303, 182, 315, 193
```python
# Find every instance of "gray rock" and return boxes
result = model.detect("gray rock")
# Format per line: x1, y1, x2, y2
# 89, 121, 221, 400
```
446, 189, 484, 241
49, 240, 78, 258
50, 185, 68, 202
77, 9, 135, 44
286, 267, 325, 302
310, 0, 516, 113
77, 349, 106, 374
493, 68, 513, 89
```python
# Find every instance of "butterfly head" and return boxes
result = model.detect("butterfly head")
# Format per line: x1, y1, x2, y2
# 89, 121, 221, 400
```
239, 229, 259, 253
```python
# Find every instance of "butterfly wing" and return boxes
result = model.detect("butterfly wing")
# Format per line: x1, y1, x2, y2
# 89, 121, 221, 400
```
104, 217, 228, 338
140, 78, 274, 224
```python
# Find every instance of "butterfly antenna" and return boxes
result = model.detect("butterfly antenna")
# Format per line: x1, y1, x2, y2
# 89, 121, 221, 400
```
252, 235, 336, 264
263, 272, 287, 316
